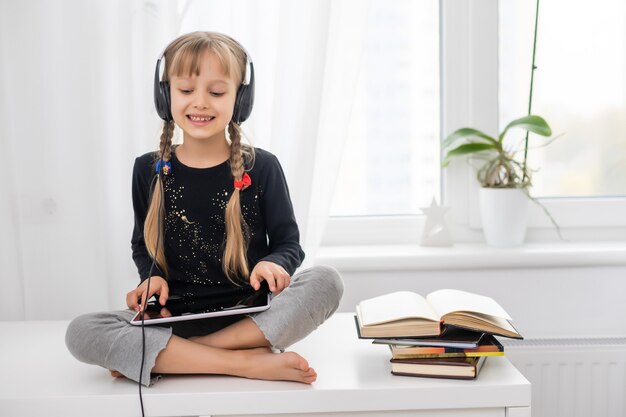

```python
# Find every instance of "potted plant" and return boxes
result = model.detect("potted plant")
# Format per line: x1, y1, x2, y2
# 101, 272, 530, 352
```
441, 0, 560, 247
441, 115, 556, 247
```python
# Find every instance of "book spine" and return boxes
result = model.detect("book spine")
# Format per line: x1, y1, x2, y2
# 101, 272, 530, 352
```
392, 351, 504, 359
390, 371, 477, 380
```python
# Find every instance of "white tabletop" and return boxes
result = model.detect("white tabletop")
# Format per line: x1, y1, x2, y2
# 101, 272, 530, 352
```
0, 313, 530, 417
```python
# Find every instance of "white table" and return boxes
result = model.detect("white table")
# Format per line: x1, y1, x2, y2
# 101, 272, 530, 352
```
0, 313, 530, 417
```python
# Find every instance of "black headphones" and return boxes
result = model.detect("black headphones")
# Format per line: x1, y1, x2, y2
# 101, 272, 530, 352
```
153, 34, 255, 124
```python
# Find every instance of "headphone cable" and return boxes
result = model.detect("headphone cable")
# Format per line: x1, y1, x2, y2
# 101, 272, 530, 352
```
139, 145, 168, 417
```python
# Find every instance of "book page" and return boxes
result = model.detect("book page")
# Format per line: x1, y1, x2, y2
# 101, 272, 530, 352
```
357, 291, 439, 326
461, 312, 519, 334
426, 289, 512, 320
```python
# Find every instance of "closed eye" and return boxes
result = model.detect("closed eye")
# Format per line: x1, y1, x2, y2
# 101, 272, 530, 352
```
211, 92, 226, 97
179, 89, 193, 94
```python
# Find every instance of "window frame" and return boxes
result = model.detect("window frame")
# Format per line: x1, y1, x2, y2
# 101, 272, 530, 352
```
322, 0, 626, 248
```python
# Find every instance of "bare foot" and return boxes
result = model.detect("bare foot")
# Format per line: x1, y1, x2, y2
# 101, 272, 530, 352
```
235, 348, 317, 384
110, 370, 124, 378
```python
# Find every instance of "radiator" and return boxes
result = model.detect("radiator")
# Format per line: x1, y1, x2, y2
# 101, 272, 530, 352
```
500, 337, 626, 417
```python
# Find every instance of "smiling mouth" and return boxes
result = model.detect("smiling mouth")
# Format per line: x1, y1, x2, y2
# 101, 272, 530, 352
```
187, 115, 215, 122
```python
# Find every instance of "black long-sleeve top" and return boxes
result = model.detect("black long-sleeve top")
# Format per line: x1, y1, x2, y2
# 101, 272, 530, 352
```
130, 147, 305, 298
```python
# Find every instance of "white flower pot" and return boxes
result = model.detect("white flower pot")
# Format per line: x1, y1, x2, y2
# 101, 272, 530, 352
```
479, 188, 530, 247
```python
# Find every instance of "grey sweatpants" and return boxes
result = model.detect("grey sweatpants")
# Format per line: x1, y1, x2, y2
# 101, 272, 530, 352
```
65, 265, 343, 386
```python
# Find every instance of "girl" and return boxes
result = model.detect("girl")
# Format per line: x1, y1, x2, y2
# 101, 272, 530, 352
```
66, 31, 343, 387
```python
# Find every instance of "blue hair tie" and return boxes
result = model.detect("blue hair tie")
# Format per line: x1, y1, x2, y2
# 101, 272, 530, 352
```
155, 160, 172, 175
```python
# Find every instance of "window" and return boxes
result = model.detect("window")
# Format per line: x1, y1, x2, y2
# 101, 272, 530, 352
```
325, 0, 626, 247
499, 0, 626, 198
330, 0, 440, 217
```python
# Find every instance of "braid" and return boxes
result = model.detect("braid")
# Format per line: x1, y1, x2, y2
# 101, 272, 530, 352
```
160, 120, 175, 162
229, 123, 245, 178
223, 121, 249, 283
144, 120, 175, 276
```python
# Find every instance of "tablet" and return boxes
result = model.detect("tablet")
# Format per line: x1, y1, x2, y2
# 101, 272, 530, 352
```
130, 284, 271, 326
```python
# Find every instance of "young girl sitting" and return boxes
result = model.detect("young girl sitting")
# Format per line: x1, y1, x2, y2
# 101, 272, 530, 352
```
66, 31, 343, 387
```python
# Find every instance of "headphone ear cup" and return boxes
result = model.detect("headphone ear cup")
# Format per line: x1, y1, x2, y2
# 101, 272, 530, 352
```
160, 81, 172, 121
232, 63, 255, 124
154, 56, 173, 122
155, 80, 172, 122
233, 86, 252, 124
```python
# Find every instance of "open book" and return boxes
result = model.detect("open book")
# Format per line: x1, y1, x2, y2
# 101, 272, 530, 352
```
355, 289, 522, 339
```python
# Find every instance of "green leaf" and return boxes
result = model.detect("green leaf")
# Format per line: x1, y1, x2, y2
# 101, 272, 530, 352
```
442, 142, 497, 166
442, 128, 497, 149
498, 115, 552, 142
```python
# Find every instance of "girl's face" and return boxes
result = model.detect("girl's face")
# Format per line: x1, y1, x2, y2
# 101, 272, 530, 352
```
169, 50, 238, 143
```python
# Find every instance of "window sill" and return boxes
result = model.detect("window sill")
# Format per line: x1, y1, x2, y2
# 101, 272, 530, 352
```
315, 240, 626, 272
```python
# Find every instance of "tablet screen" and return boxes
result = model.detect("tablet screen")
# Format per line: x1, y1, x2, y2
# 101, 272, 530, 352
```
131, 283, 271, 325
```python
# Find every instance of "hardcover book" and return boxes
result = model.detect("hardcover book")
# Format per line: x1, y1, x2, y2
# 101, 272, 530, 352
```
388, 334, 504, 359
355, 289, 522, 339
371, 327, 486, 349
390, 356, 487, 380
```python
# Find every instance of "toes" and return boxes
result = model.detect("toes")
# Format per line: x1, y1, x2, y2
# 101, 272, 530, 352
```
302, 373, 317, 384
298, 366, 317, 384
290, 354, 310, 372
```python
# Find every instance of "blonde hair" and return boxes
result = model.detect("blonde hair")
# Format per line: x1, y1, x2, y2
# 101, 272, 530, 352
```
144, 31, 255, 285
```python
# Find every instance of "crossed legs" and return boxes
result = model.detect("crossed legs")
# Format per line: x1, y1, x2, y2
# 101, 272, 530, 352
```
110, 317, 316, 383
68, 265, 343, 386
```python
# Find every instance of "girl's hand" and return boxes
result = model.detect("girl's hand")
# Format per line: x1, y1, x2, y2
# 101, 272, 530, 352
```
126, 276, 169, 312
250, 261, 291, 295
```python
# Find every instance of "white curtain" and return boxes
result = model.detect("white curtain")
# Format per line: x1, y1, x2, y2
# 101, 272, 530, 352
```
0, 0, 367, 320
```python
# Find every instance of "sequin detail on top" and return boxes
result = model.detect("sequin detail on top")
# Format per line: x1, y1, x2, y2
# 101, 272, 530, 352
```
159, 163, 266, 295
163, 173, 226, 288
211, 190, 229, 211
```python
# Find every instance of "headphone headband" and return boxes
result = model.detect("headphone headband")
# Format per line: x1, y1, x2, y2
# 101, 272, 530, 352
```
153, 33, 255, 124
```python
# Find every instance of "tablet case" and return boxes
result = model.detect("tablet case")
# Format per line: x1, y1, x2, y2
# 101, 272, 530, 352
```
131, 284, 271, 325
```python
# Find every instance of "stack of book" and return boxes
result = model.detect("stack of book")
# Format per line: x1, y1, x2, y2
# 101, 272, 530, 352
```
355, 289, 523, 380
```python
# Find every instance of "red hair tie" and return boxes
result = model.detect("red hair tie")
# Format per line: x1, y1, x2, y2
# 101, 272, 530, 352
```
234, 172, 252, 191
